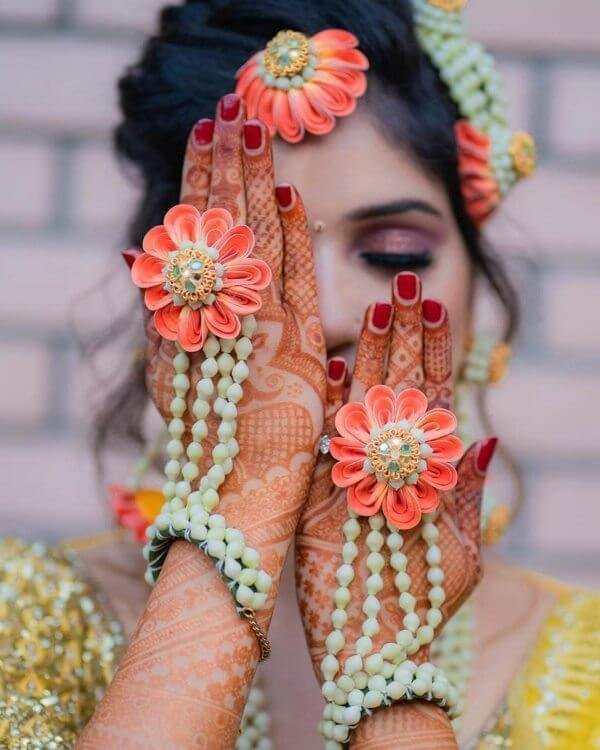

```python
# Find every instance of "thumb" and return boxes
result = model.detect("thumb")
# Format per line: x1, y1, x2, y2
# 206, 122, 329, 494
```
454, 437, 498, 582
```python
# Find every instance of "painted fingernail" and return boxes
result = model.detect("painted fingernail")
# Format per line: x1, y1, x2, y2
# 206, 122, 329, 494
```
219, 93, 241, 122
275, 183, 294, 209
396, 272, 419, 302
121, 248, 141, 269
328, 358, 346, 381
422, 299, 445, 325
476, 437, 498, 473
193, 118, 214, 146
372, 302, 393, 330
244, 121, 263, 150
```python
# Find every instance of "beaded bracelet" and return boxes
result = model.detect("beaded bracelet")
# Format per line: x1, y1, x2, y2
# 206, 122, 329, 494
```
130, 204, 273, 659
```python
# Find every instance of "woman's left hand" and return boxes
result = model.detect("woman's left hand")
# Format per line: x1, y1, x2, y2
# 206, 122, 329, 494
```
295, 272, 495, 748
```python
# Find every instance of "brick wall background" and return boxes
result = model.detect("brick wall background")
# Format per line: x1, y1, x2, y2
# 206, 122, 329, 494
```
0, 1, 598, 585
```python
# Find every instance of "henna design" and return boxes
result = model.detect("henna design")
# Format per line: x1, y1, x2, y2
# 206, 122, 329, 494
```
180, 119, 213, 211
423, 311, 453, 410
348, 304, 392, 403
207, 95, 246, 223
296, 280, 489, 747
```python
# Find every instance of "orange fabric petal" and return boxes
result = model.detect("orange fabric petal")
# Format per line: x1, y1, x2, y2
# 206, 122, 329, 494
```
335, 402, 372, 444
289, 88, 335, 137
317, 48, 369, 71
429, 434, 464, 462
347, 475, 385, 517
365, 384, 396, 429
382, 487, 422, 530
142, 225, 176, 259
395, 388, 428, 423
223, 258, 272, 290
235, 57, 260, 97
329, 436, 367, 463
409, 481, 440, 513
304, 80, 355, 118
312, 68, 367, 100
256, 86, 277, 133
203, 299, 241, 340
420, 459, 458, 491
216, 225, 255, 263
216, 287, 262, 316
177, 306, 206, 352
312, 29, 360, 51
164, 204, 202, 245
154, 304, 180, 341
273, 89, 304, 144
455, 120, 501, 226
199, 207, 234, 248
144, 285, 171, 311
416, 408, 457, 441
131, 253, 165, 288
332, 459, 368, 488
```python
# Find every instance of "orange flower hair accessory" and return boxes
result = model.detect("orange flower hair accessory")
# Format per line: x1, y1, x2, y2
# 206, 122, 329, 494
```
235, 29, 369, 143
330, 385, 463, 530
110, 485, 164, 543
131, 205, 271, 351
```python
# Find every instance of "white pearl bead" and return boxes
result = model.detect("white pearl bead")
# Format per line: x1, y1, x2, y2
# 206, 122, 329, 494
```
207, 513, 225, 528
344, 654, 362, 675
390, 552, 408, 571
227, 383, 244, 403
182, 463, 199, 482
217, 377, 233, 398
212, 443, 229, 464
192, 399, 210, 419
213, 396, 227, 414
186, 441, 203, 461
363, 690, 383, 709
192, 420, 208, 441
242, 547, 260, 568
367, 674, 387, 693
173, 373, 190, 392
206, 464, 225, 487
366, 574, 383, 594
422, 522, 439, 543
173, 352, 189, 373
232, 361, 249, 383
170, 397, 186, 417
411, 678, 428, 697
396, 629, 413, 649
175, 480, 191, 499
227, 438, 240, 457
426, 544, 442, 566
168, 418, 185, 438
366, 552, 384, 573
171, 509, 188, 531
252, 592, 267, 610
336, 564, 354, 587
221, 402, 238, 421
166, 439, 184, 459
381, 642, 402, 661
155, 513, 169, 531
321, 654, 339, 681
164, 459, 181, 480
429, 586, 446, 607
353, 671, 368, 690
337, 675, 354, 694
321, 681, 337, 700
418, 625, 434, 645
427, 566, 445, 586
362, 595, 380, 618
207, 538, 226, 560
207, 526, 225, 542
343, 705, 361, 725
218, 352, 235, 374
331, 609, 347, 629
432, 678, 449, 700
334, 587, 350, 609
196, 378, 214, 398
355, 636, 373, 656
403, 612, 420, 632
201, 358, 218, 378
201, 488, 219, 511
332, 725, 348, 743
343, 518, 361, 540
362, 618, 379, 638
169, 497, 184, 511
224, 557, 242, 580
394, 571, 411, 592
386, 532, 403, 551
394, 667, 414, 686
326, 630, 345, 654
189, 523, 207, 541
364, 653, 383, 675
342, 541, 358, 564
399, 592, 416, 612
386, 681, 407, 700
366, 530, 384, 551
202, 336, 220, 358
255, 570, 272, 593
369, 513, 385, 530
426, 608, 443, 628
226, 541, 244, 559
235, 584, 254, 608
347, 689, 363, 707
235, 334, 254, 358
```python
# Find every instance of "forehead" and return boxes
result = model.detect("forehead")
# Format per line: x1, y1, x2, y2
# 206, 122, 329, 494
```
271, 106, 451, 221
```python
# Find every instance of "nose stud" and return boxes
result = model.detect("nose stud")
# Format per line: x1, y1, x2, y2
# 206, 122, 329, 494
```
313, 220, 327, 233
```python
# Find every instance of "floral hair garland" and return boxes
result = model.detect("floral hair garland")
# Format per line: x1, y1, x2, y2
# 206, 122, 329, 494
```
234, 5, 535, 225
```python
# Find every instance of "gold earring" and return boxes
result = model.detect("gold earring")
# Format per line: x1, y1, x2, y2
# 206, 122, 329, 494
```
313, 220, 326, 233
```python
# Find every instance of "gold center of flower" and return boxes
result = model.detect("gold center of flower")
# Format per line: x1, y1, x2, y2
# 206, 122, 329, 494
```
509, 131, 537, 178
428, 0, 467, 11
263, 30, 310, 78
165, 247, 217, 304
367, 428, 422, 483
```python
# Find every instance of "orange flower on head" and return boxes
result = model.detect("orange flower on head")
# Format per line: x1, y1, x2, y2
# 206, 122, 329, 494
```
110, 485, 164, 543
235, 29, 369, 143
330, 385, 463, 530
131, 204, 272, 352
455, 119, 501, 226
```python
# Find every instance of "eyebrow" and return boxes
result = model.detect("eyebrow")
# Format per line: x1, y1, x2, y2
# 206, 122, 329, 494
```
345, 199, 442, 222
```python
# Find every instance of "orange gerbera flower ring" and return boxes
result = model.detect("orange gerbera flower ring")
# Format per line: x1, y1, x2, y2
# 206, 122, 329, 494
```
131, 204, 272, 352
235, 29, 369, 143
330, 385, 464, 529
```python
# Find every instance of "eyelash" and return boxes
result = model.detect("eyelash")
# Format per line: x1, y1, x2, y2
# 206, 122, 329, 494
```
359, 250, 433, 270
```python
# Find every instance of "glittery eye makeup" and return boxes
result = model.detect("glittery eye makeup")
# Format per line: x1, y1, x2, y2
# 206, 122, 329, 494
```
354, 227, 436, 271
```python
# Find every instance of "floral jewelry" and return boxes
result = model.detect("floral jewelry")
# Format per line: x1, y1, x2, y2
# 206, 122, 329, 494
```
235, 29, 369, 143
330, 385, 463, 530
131, 204, 271, 352
412, 0, 536, 224
130, 205, 274, 660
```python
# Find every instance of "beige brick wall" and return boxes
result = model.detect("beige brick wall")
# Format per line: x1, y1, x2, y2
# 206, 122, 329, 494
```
0, 2, 598, 584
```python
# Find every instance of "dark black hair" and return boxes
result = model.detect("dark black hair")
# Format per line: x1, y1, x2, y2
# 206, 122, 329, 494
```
93, 0, 519, 462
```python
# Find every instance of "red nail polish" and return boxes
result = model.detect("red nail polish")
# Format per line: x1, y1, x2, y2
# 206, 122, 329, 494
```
244, 121, 263, 150
122, 248, 141, 269
220, 93, 241, 122
372, 302, 393, 330
275, 184, 293, 208
193, 118, 214, 146
328, 359, 346, 381
422, 299, 445, 325
396, 272, 418, 301
476, 437, 498, 473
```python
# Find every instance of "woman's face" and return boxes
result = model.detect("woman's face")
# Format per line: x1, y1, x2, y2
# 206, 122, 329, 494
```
273, 106, 473, 376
